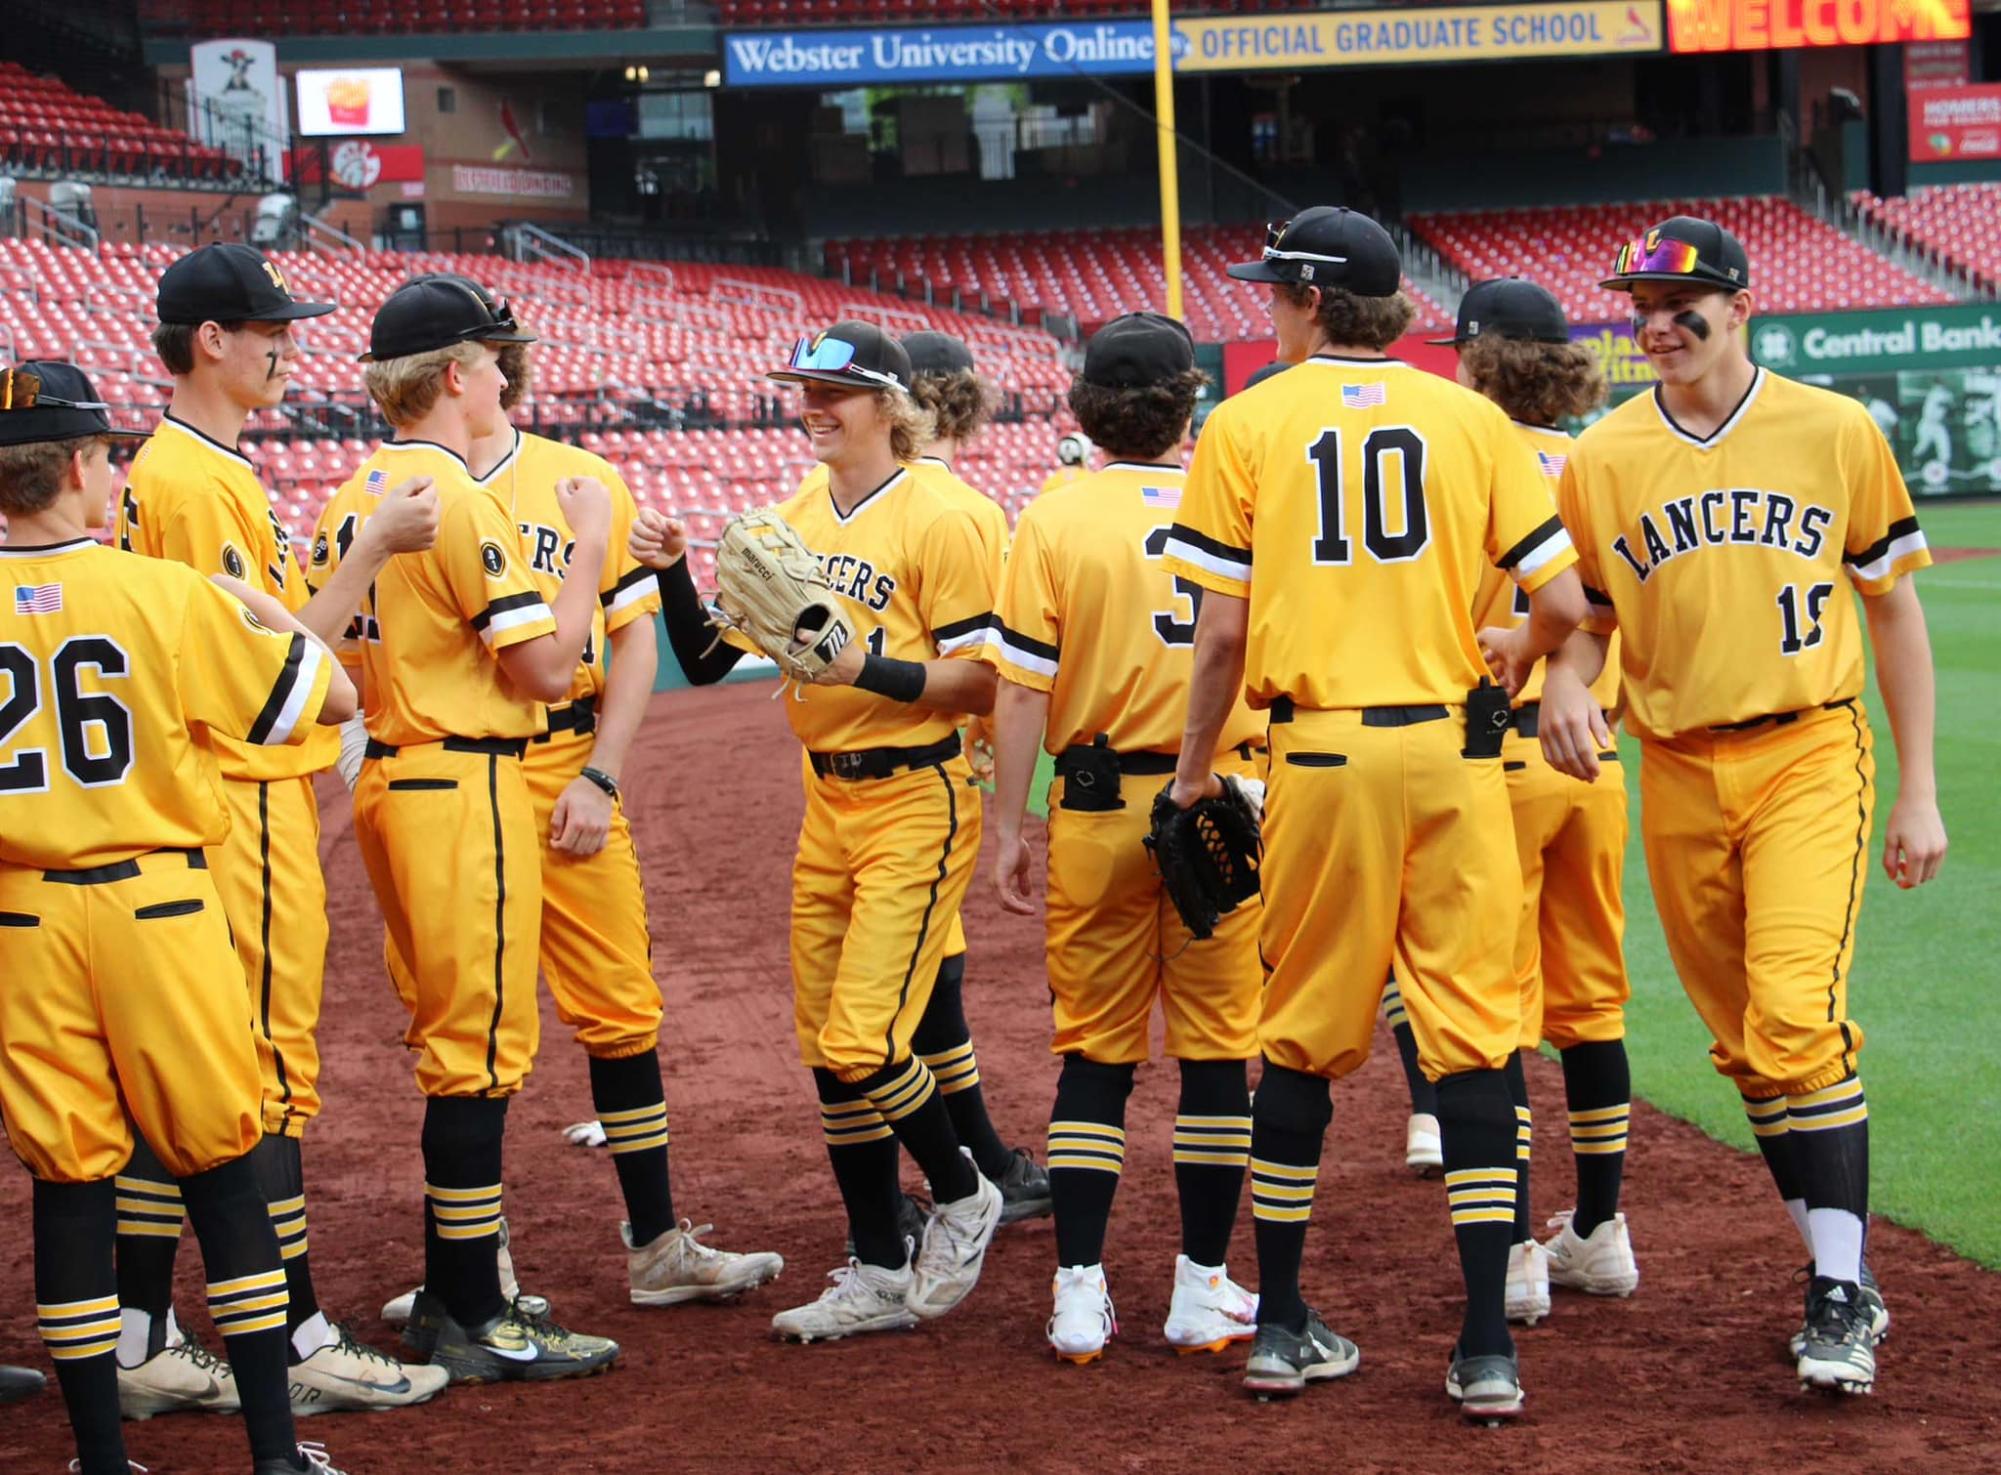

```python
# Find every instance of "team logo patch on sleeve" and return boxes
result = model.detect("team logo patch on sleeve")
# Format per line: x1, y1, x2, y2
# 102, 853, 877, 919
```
237, 603, 270, 633
311, 531, 330, 567
222, 543, 246, 579
480, 540, 508, 577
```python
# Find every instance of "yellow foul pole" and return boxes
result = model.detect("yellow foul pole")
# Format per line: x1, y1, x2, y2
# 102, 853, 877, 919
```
1150, 0, 1183, 321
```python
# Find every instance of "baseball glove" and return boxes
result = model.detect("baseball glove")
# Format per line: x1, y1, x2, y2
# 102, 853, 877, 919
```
1144, 776, 1263, 941
709, 509, 856, 683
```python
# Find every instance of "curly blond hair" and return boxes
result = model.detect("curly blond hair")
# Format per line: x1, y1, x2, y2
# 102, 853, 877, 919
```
878, 388, 936, 464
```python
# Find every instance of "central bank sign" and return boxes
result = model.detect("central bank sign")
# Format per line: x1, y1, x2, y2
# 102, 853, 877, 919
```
1752, 305, 2001, 375
723, 0, 1661, 86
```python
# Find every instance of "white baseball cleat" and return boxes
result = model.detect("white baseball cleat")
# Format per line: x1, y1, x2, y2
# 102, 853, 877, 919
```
288, 1325, 448, 1416
626, 1219, 784, 1306
1405, 1113, 1444, 1176
906, 1151, 1003, 1320
1163, 1254, 1258, 1354
1505, 1240, 1552, 1326
771, 1256, 919, 1343
1542, 1210, 1640, 1297
1048, 1264, 1116, 1364
117, 1336, 240, 1421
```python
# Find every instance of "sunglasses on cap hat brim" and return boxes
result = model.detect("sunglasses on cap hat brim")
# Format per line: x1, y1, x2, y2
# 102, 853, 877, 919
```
766, 334, 907, 392
1225, 219, 1351, 285
1601, 235, 1742, 291
0, 366, 147, 436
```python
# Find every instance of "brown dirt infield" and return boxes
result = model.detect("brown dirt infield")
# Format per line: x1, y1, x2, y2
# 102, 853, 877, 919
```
3, 679, 1997, 1473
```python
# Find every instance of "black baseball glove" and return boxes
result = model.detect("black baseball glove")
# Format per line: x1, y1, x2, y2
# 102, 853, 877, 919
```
1144, 776, 1263, 941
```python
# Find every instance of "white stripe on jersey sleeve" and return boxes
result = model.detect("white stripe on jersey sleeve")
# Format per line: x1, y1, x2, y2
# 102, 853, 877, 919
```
479, 600, 555, 644
987, 625, 1059, 679
1509, 525, 1575, 582
260, 638, 324, 746
1163, 533, 1251, 584
1847, 529, 1929, 585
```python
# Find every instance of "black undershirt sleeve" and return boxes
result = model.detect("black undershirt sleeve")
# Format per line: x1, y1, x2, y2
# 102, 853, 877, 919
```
655, 559, 746, 686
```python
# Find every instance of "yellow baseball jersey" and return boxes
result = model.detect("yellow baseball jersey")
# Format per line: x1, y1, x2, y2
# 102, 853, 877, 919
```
119, 415, 338, 779
759, 467, 995, 754
471, 429, 662, 705
802, 457, 1010, 586
0, 539, 332, 869
310, 440, 556, 746
1165, 357, 1577, 709
1559, 369, 1932, 740
987, 461, 1262, 756
1472, 423, 1621, 711
1040, 466, 1087, 498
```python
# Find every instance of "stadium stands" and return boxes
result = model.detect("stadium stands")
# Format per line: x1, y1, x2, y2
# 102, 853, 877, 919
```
1, 238, 1077, 565
1855, 184, 2001, 295
827, 223, 1456, 342
0, 62, 242, 185
137, 0, 646, 36
1409, 196, 1956, 320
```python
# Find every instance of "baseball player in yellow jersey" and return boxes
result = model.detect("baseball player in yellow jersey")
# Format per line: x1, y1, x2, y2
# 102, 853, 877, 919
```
1163, 207, 1588, 1419
1427, 278, 1640, 1325
322, 279, 623, 1383
799, 329, 1053, 1230
1520, 216, 1945, 1397
986, 312, 1263, 1366
112, 244, 447, 1420
631, 321, 1004, 1342
0, 361, 357, 1475
1039, 433, 1091, 498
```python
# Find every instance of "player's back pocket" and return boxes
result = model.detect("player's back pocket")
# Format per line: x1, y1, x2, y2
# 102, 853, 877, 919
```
135, 899, 204, 921
387, 778, 459, 791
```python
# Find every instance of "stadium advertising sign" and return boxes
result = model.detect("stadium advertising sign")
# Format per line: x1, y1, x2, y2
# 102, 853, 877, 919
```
1572, 321, 1661, 395
1666, 0, 1969, 53
1909, 84, 2001, 163
723, 20, 1170, 87
1174, 1, 1661, 72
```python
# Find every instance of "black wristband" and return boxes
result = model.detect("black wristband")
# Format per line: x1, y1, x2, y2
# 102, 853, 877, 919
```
854, 653, 927, 702
579, 766, 620, 801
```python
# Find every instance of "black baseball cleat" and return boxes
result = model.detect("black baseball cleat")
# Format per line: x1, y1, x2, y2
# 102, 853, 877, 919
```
1446, 1345, 1526, 1423
419, 1292, 621, 1385
0, 1363, 42, 1405
1797, 1277, 1877, 1395
1788, 1261, 1888, 1361
995, 1147, 1053, 1225
1242, 1310, 1360, 1399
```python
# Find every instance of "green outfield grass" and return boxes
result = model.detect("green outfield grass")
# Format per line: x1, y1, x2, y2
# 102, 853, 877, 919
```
1617, 498, 2001, 1267
1025, 502, 1999, 1263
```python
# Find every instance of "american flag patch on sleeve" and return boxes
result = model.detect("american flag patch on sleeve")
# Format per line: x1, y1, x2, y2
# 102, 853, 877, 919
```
1140, 483, 1181, 510
1536, 450, 1568, 478
14, 584, 62, 615
1341, 383, 1387, 409
365, 469, 388, 494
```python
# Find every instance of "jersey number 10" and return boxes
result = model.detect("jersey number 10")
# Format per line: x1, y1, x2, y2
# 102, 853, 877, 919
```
1309, 427, 1431, 566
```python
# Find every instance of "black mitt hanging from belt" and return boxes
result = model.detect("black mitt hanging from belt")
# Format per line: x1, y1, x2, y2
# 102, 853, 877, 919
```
1144, 776, 1264, 941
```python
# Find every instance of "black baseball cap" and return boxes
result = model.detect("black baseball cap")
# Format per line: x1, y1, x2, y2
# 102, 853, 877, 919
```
769, 321, 911, 393
1429, 277, 1570, 347
361, 277, 537, 364
901, 331, 975, 378
0, 362, 147, 447
156, 243, 335, 326
1080, 312, 1195, 389
1227, 206, 1402, 297
1601, 215, 1751, 293
1239, 360, 1292, 393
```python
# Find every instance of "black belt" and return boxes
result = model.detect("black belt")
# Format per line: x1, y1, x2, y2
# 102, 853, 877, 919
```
1513, 702, 1541, 738
1709, 697, 1855, 734
1055, 741, 1253, 778
537, 697, 597, 742
809, 733, 960, 781
1268, 696, 1450, 728
365, 735, 529, 761
44, 848, 205, 887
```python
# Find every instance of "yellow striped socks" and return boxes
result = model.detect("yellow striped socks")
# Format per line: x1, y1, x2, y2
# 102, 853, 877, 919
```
1787, 1077, 1867, 1134
1514, 1104, 1533, 1163
207, 1269, 288, 1339
1744, 1094, 1790, 1139
821, 1096, 893, 1147
1049, 1120, 1126, 1175
1173, 1115, 1251, 1169
601, 1102, 672, 1156
38, 1294, 121, 1363
1446, 1168, 1518, 1228
425, 1182, 503, 1243
1381, 976, 1411, 1029
266, 1194, 308, 1262
1250, 1158, 1317, 1224
859, 1056, 940, 1124
1569, 1103, 1630, 1156
919, 1041, 981, 1096
114, 1175, 184, 1241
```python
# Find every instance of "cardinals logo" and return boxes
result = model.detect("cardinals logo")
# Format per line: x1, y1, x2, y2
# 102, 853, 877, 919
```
493, 100, 533, 163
